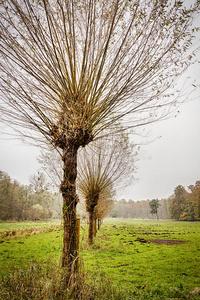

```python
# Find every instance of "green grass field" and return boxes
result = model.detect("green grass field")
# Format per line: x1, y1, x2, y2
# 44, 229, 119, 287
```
0, 219, 200, 299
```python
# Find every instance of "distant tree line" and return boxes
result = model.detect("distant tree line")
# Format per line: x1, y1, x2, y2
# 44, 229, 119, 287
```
169, 181, 200, 221
1, 170, 199, 222
0, 170, 60, 221
109, 181, 200, 221
109, 198, 170, 219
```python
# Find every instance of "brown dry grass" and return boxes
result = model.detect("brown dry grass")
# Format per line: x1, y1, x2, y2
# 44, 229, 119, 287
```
0, 225, 62, 241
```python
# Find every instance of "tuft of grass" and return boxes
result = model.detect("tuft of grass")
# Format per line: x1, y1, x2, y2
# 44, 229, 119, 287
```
0, 259, 128, 300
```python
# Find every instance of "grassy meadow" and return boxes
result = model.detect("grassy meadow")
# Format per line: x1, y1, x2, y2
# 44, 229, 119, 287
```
0, 219, 200, 299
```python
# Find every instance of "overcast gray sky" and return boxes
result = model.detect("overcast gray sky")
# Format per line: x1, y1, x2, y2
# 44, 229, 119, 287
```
123, 95, 200, 200
0, 1, 199, 202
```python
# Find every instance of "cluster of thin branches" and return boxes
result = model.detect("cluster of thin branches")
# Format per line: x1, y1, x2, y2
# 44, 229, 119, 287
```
0, 0, 199, 147
77, 133, 137, 203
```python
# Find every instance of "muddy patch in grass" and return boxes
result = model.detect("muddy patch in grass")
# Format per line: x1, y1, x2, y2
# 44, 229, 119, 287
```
149, 239, 187, 245
135, 237, 187, 245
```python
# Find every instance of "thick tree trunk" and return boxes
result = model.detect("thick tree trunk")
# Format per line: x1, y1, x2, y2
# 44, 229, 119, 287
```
61, 145, 79, 281
51, 122, 93, 284
88, 210, 94, 245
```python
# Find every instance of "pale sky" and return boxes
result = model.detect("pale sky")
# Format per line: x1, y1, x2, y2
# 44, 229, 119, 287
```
123, 48, 200, 200
123, 95, 200, 201
0, 1, 200, 202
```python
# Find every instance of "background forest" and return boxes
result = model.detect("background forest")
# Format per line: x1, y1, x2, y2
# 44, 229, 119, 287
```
1, 170, 199, 222
0, 170, 61, 221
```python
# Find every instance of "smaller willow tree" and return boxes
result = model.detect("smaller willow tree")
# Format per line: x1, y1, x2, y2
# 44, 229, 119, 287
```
77, 133, 137, 244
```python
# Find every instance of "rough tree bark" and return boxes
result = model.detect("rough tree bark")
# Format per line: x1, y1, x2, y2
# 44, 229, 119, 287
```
61, 145, 79, 273
52, 122, 93, 280
88, 210, 94, 245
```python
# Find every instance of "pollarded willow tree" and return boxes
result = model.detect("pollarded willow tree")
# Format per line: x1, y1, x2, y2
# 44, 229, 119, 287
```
0, 0, 199, 280
77, 133, 137, 244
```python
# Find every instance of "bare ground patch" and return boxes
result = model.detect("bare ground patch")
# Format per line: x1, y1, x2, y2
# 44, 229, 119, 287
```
148, 239, 187, 245
135, 237, 187, 245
